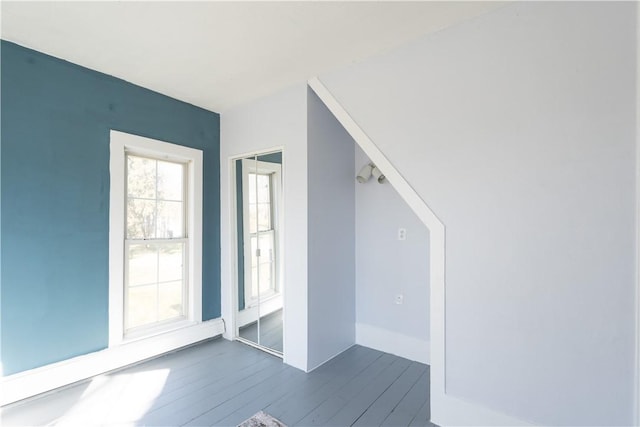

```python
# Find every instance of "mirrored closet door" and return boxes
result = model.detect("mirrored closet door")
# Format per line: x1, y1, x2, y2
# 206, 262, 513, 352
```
235, 151, 283, 356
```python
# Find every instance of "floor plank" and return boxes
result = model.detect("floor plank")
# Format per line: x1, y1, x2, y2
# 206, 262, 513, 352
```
1, 338, 432, 427
140, 344, 267, 414
408, 400, 432, 427
215, 367, 310, 426
382, 368, 430, 427
296, 353, 397, 426
264, 346, 374, 422
140, 357, 283, 426
352, 362, 426, 427
325, 357, 412, 427
276, 348, 382, 425
183, 366, 303, 426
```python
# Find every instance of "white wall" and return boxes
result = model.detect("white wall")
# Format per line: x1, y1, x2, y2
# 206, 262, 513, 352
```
306, 88, 356, 370
221, 84, 308, 371
320, 2, 637, 426
637, 5, 640, 423
222, 84, 358, 372
354, 145, 430, 364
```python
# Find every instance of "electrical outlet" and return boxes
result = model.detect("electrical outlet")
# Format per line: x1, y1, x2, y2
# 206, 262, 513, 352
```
395, 294, 404, 305
398, 228, 407, 240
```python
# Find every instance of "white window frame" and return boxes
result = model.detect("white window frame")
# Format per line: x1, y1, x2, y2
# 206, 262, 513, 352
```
109, 130, 203, 347
241, 159, 282, 308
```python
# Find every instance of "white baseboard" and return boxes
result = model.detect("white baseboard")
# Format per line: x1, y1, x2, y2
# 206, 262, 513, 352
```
0, 318, 225, 406
307, 342, 356, 373
310, 77, 531, 427
356, 322, 429, 364
355, 323, 533, 426
433, 393, 535, 427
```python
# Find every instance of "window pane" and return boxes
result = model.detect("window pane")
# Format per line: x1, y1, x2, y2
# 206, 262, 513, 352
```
251, 267, 258, 297
118, 136, 197, 339
248, 173, 256, 204
257, 203, 271, 231
127, 199, 156, 239
248, 204, 257, 234
157, 161, 183, 201
259, 263, 272, 294
127, 156, 156, 199
127, 243, 184, 330
258, 232, 274, 263
127, 284, 157, 329
128, 244, 158, 286
256, 174, 270, 203
157, 201, 184, 238
159, 243, 183, 283
159, 281, 183, 321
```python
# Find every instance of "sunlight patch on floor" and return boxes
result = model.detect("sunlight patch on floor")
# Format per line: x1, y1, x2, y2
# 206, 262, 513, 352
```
49, 368, 170, 426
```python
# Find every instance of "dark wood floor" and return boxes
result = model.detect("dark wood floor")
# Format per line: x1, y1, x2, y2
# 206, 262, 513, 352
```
1, 338, 433, 427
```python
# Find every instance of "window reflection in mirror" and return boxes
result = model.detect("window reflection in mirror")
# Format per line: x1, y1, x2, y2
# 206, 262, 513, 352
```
235, 151, 283, 356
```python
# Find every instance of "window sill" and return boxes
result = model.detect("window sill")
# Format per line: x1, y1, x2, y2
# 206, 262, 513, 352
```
245, 291, 281, 309
120, 318, 197, 346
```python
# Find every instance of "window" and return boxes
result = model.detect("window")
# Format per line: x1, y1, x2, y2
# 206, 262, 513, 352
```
241, 160, 281, 306
109, 131, 202, 345
125, 155, 186, 331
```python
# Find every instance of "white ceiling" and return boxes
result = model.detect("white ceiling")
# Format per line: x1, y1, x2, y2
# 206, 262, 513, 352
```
1, 1, 502, 112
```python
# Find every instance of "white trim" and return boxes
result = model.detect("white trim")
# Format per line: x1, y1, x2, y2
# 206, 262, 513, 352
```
0, 319, 224, 406
109, 133, 126, 347
223, 155, 240, 341
635, 3, 640, 425
241, 159, 282, 306
307, 343, 355, 373
278, 149, 289, 366
226, 148, 286, 357
437, 394, 534, 427
109, 130, 203, 347
309, 77, 532, 427
356, 323, 430, 364
307, 76, 447, 423
235, 337, 283, 359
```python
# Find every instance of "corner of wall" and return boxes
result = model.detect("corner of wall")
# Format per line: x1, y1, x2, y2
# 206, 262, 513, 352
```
355, 323, 430, 364
307, 76, 447, 424
219, 84, 309, 373
305, 85, 357, 371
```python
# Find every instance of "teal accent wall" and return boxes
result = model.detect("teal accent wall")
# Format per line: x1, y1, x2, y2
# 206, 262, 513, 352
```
0, 41, 221, 375
257, 152, 282, 164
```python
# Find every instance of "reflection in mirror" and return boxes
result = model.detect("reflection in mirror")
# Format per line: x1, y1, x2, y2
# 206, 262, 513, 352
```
235, 151, 283, 355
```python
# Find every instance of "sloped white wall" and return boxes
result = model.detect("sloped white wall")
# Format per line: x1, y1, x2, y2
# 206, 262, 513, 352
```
320, 2, 637, 425
221, 84, 309, 371
354, 145, 430, 363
